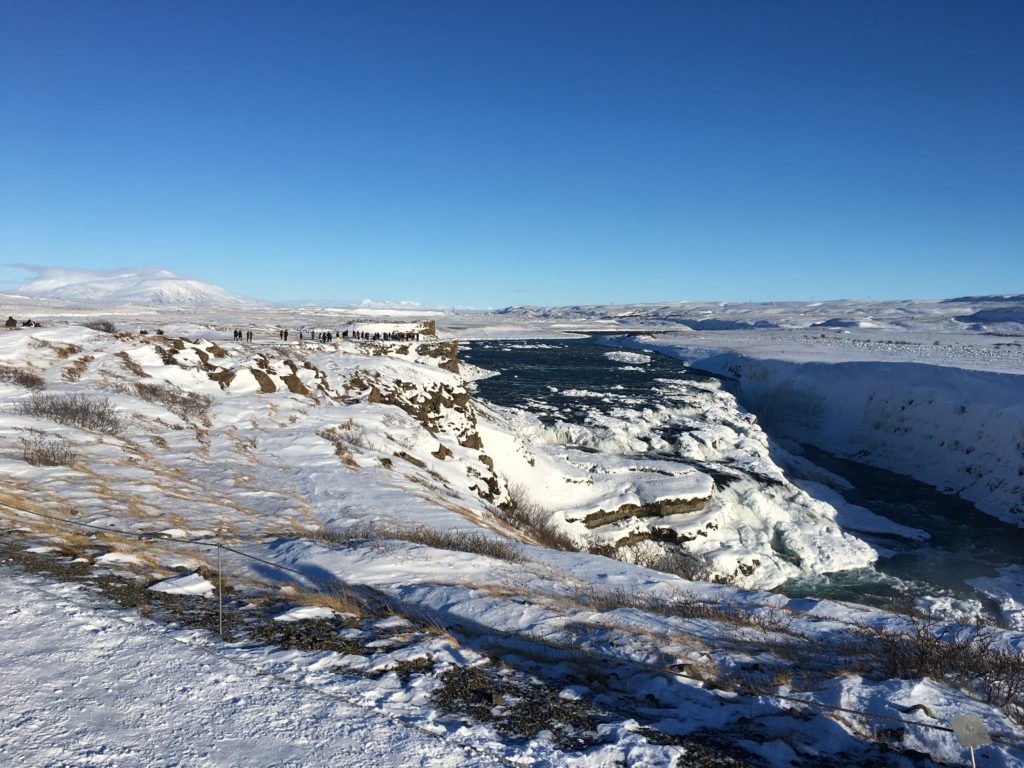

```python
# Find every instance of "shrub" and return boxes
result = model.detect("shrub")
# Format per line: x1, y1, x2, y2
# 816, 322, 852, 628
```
17, 393, 124, 435
396, 525, 525, 563
20, 431, 77, 466
617, 541, 714, 582
84, 320, 116, 333
317, 521, 525, 563
115, 351, 147, 377
133, 381, 211, 422
497, 482, 578, 552
848, 614, 1024, 721
0, 365, 45, 390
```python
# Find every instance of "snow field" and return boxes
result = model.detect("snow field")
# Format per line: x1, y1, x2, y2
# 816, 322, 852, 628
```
2, 316, 1024, 765
0, 570, 506, 768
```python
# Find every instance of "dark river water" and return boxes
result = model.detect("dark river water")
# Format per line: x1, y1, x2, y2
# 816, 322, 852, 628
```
462, 338, 1024, 616
463, 337, 720, 422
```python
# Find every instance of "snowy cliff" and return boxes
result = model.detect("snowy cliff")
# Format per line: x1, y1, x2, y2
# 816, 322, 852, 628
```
612, 338, 1024, 526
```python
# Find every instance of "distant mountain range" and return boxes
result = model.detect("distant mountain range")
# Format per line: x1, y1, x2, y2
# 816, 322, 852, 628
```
8, 267, 257, 307
941, 294, 1024, 303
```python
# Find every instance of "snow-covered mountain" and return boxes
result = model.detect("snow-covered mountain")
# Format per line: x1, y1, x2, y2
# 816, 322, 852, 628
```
11, 267, 257, 307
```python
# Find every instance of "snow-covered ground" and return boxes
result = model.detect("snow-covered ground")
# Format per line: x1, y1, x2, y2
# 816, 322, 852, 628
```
0, 570, 498, 768
1, 291, 1023, 766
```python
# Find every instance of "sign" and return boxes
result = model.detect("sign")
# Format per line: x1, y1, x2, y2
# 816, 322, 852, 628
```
949, 714, 991, 749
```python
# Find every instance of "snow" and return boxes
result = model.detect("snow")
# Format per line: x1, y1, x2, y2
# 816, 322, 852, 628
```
969, 566, 1024, 630
608, 338, 1024, 525
955, 307, 1024, 325
0, 571, 496, 767
95, 552, 145, 566
149, 572, 216, 597
10, 266, 258, 307
1, 287, 1023, 765
274, 605, 336, 621
603, 350, 651, 364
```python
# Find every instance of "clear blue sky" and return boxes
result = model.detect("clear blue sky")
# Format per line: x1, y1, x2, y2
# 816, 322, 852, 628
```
1, 1, 1021, 307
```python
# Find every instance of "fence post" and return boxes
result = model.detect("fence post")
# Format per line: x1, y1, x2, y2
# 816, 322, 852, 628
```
217, 540, 223, 639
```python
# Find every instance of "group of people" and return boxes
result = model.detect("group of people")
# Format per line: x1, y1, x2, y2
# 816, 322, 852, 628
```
229, 326, 424, 344
5, 316, 41, 328
346, 329, 421, 342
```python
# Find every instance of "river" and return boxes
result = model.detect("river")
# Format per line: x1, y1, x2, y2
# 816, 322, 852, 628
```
461, 337, 1024, 619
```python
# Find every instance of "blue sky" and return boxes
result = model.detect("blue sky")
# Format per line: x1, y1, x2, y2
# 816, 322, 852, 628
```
1, 1, 1021, 307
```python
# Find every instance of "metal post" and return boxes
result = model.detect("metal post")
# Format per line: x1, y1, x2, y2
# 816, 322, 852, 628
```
217, 541, 223, 639
970, 746, 976, 768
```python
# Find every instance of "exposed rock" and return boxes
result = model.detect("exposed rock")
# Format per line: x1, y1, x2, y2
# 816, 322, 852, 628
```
394, 451, 426, 468
281, 374, 309, 396
582, 495, 711, 529
253, 355, 276, 374
250, 368, 277, 394
431, 444, 453, 460
467, 466, 500, 501
208, 369, 236, 389
151, 344, 178, 366
417, 341, 459, 373
205, 342, 229, 358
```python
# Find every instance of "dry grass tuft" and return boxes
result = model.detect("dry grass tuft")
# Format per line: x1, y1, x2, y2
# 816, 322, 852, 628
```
291, 586, 364, 618
131, 381, 212, 423
20, 431, 77, 467
589, 540, 714, 583
0, 364, 45, 390
115, 351, 148, 377
497, 483, 578, 552
62, 355, 94, 382
53, 343, 83, 359
17, 393, 124, 435
316, 521, 525, 563
317, 425, 362, 467
84, 320, 116, 333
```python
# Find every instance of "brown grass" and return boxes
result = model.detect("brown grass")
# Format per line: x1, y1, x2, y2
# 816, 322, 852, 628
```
497, 483, 578, 551
62, 355, 94, 382
0, 364, 46, 390
316, 521, 525, 563
291, 586, 364, 618
16, 393, 124, 435
115, 351, 148, 377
